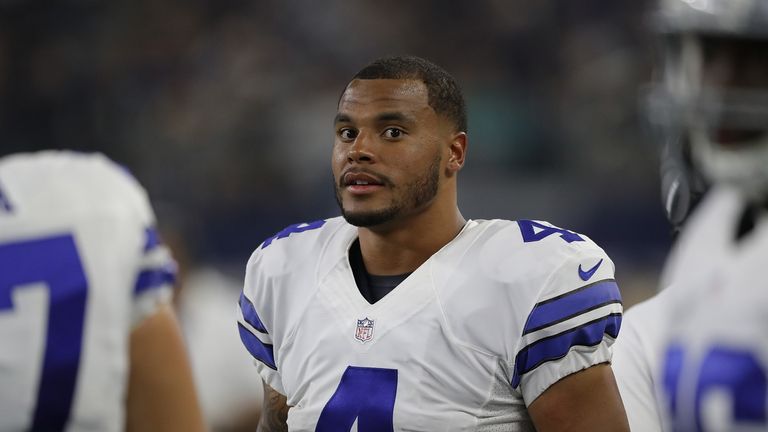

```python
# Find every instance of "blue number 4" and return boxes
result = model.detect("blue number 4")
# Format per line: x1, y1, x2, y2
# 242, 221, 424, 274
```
0, 234, 88, 431
316, 366, 398, 432
517, 220, 584, 243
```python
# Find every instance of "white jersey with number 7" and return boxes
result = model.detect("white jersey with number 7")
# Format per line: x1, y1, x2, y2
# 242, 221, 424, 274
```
0, 151, 174, 431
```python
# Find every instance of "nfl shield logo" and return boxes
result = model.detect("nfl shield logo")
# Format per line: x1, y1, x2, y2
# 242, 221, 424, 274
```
355, 317, 375, 343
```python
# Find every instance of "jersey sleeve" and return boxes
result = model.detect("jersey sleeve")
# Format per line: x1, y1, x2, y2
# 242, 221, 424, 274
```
511, 250, 623, 405
237, 247, 284, 395
131, 226, 175, 326
98, 155, 175, 327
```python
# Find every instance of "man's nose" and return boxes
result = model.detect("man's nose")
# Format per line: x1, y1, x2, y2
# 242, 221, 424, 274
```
347, 131, 376, 163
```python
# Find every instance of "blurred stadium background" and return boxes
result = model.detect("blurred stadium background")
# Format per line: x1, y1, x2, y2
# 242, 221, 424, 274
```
1, 1, 670, 429
0, 0, 670, 301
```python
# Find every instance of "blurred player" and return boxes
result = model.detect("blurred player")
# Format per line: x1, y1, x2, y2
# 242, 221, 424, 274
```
0, 151, 205, 431
613, 288, 672, 431
618, 0, 768, 430
613, 139, 708, 431
237, 56, 629, 431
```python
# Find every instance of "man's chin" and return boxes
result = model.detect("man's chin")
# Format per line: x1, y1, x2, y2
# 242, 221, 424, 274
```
341, 208, 399, 228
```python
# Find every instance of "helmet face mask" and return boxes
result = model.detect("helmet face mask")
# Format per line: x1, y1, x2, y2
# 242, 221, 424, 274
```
651, 0, 768, 203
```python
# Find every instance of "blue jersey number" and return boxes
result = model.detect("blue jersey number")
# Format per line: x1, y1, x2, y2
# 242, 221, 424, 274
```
0, 234, 89, 431
663, 344, 768, 431
517, 220, 584, 243
316, 366, 398, 432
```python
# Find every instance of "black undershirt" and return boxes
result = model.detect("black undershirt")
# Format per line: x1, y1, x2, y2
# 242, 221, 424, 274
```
735, 203, 762, 241
348, 239, 411, 304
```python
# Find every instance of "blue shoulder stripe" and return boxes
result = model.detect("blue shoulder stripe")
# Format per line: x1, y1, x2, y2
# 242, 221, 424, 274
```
261, 219, 326, 248
523, 280, 621, 335
239, 292, 268, 334
238, 323, 277, 370
143, 227, 161, 252
511, 313, 621, 388
134, 266, 176, 294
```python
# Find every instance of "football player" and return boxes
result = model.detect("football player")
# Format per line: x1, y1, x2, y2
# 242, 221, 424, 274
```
237, 56, 629, 431
613, 140, 707, 431
0, 151, 205, 431
617, 0, 768, 430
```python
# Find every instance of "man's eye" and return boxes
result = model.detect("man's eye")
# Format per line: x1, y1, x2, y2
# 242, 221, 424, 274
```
339, 129, 357, 140
383, 128, 403, 139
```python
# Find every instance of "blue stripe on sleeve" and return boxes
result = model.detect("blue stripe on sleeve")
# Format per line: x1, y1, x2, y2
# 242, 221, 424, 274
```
134, 266, 176, 295
238, 323, 277, 370
143, 227, 160, 252
512, 313, 622, 388
523, 280, 621, 335
239, 292, 268, 334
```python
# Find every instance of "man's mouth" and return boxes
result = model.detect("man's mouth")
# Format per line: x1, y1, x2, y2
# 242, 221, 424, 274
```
342, 171, 386, 195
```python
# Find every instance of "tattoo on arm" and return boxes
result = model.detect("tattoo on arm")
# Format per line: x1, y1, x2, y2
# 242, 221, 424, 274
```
257, 381, 289, 432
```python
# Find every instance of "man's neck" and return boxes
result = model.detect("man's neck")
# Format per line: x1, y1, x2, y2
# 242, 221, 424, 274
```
356, 207, 465, 275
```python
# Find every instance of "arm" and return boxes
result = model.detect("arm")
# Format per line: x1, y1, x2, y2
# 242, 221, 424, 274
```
126, 303, 206, 432
257, 381, 289, 432
528, 363, 629, 432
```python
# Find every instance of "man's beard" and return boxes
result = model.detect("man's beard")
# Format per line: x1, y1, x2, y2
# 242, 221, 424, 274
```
335, 155, 441, 228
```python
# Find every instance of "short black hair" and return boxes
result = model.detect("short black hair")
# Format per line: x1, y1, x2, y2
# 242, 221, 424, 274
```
350, 56, 468, 133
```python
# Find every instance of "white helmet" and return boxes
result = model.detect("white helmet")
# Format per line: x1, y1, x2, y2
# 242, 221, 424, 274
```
648, 0, 768, 202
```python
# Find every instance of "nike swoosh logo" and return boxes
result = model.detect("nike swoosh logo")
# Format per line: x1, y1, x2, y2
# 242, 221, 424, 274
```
578, 259, 604, 281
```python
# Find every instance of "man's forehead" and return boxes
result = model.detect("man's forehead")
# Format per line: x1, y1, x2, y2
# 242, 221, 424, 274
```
339, 79, 430, 109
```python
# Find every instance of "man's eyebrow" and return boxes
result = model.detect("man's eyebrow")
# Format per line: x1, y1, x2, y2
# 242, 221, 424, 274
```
375, 112, 414, 124
334, 112, 416, 125
334, 113, 351, 124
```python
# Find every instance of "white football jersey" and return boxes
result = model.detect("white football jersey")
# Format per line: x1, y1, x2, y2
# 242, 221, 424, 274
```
238, 217, 623, 431
655, 187, 768, 431
0, 151, 174, 431
613, 290, 670, 432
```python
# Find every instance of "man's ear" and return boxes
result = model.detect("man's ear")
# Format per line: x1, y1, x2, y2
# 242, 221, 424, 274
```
446, 132, 467, 175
